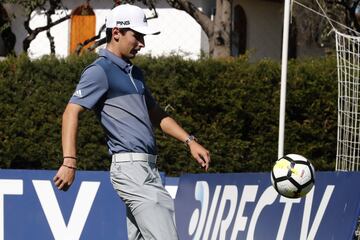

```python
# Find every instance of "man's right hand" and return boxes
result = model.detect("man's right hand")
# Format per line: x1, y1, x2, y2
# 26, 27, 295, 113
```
53, 163, 76, 191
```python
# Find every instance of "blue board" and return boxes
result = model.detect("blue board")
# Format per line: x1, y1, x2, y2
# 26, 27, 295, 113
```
174, 172, 360, 240
0, 169, 127, 240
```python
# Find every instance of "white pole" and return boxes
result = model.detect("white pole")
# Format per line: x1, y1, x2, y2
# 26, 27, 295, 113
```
278, 0, 291, 159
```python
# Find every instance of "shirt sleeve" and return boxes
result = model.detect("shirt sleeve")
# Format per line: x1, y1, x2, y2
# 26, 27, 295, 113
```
69, 64, 108, 110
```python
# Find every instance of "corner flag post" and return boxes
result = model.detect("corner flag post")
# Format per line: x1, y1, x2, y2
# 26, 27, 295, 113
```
278, 0, 292, 159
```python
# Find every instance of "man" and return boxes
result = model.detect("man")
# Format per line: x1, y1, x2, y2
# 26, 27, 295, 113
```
53, 4, 210, 240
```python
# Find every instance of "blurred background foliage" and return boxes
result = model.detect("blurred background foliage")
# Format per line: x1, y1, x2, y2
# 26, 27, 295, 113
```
0, 53, 338, 175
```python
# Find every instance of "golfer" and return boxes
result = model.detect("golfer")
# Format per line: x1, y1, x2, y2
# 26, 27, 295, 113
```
53, 4, 210, 240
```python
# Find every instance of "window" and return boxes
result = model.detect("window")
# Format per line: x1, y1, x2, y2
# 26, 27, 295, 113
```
232, 5, 247, 56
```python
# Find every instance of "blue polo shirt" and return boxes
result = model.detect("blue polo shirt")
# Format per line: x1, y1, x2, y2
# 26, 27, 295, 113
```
69, 49, 158, 154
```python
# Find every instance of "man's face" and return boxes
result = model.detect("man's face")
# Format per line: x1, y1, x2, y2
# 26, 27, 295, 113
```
116, 28, 145, 59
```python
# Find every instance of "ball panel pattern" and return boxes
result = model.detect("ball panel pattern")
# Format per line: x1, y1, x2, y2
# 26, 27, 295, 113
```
271, 154, 315, 198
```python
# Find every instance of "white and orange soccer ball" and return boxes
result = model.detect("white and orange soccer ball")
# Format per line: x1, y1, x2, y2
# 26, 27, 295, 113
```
271, 154, 315, 198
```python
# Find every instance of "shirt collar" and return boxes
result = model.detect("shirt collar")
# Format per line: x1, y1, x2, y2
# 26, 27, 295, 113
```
99, 48, 133, 74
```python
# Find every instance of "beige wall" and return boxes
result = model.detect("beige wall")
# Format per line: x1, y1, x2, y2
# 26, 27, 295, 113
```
3, 0, 324, 60
233, 0, 283, 61
4, 0, 209, 59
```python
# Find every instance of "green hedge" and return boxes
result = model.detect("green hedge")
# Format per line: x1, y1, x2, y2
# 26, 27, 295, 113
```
0, 53, 338, 175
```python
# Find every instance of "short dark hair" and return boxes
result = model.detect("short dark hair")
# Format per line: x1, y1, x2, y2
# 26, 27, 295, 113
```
106, 28, 133, 43
106, 28, 113, 43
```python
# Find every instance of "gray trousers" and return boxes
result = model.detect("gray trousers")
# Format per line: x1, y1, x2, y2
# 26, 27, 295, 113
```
110, 155, 179, 240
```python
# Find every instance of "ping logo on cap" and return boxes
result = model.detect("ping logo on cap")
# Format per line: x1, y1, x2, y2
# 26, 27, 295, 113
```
117, 20, 130, 26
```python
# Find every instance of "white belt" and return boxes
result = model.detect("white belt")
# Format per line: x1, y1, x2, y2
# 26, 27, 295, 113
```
112, 153, 157, 164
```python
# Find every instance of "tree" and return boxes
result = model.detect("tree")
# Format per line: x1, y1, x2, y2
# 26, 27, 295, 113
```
4, 0, 120, 55
292, 0, 360, 53
165, 0, 360, 58
5, 0, 360, 58
123, 0, 354, 58
164, 0, 231, 58
326, 0, 360, 34
3, 0, 70, 53
82, 0, 231, 58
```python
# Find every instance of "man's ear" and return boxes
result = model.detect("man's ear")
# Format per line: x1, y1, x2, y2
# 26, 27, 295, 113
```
112, 28, 122, 41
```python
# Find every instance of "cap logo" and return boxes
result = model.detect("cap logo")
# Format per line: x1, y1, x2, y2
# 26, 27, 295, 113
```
117, 20, 130, 26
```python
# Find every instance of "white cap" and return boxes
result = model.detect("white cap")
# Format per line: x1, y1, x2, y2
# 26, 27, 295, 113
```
105, 4, 160, 35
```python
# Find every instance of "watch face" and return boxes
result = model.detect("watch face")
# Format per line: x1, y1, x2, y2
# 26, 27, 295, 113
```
186, 135, 196, 145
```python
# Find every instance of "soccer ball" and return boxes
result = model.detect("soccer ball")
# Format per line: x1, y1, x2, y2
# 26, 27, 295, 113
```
271, 154, 315, 198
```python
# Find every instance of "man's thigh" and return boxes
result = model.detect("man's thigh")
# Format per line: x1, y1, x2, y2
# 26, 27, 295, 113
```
110, 161, 178, 239
133, 202, 178, 240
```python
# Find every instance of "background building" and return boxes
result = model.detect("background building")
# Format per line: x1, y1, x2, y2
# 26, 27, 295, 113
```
1, 0, 324, 61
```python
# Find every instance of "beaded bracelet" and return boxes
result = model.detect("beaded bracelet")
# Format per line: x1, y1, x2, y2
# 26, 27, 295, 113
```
62, 164, 77, 170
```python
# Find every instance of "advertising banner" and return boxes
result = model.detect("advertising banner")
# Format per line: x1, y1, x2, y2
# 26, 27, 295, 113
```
175, 172, 360, 240
0, 169, 127, 240
2, 170, 360, 240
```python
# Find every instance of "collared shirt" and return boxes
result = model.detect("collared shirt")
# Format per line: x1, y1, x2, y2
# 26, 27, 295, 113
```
69, 48, 157, 154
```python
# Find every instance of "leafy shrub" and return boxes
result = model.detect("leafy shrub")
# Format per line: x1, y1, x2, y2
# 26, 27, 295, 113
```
0, 53, 338, 174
